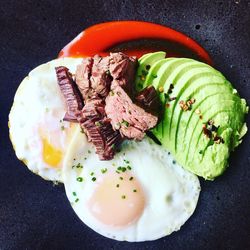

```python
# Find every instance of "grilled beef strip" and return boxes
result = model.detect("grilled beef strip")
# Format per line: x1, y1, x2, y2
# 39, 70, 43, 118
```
55, 66, 83, 122
75, 97, 123, 160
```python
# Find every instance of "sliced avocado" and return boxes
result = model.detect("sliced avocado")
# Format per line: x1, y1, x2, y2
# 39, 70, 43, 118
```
135, 51, 166, 91
144, 58, 169, 87
138, 53, 152, 63
136, 54, 248, 180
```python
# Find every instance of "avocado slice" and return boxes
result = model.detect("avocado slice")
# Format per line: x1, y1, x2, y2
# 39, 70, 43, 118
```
136, 54, 248, 180
135, 51, 166, 91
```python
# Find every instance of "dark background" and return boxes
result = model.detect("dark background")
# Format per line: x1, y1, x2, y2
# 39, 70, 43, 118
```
1, 0, 250, 249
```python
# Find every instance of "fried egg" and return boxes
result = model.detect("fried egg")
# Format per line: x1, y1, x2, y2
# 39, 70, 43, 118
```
63, 129, 200, 241
9, 58, 82, 181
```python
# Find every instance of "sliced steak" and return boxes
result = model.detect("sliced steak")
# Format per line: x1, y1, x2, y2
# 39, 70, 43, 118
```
76, 97, 122, 160
75, 57, 94, 100
105, 85, 158, 140
90, 55, 112, 98
109, 52, 137, 97
56, 52, 160, 160
75, 55, 111, 100
55, 66, 83, 122
135, 86, 161, 117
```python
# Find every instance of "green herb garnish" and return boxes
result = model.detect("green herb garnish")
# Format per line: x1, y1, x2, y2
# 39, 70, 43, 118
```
76, 177, 83, 182
95, 121, 101, 127
121, 120, 129, 127
101, 168, 107, 174
76, 163, 83, 169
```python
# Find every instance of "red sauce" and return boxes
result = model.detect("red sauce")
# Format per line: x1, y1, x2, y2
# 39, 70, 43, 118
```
58, 21, 212, 65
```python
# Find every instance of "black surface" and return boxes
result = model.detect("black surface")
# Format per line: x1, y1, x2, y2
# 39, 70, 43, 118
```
1, 1, 250, 249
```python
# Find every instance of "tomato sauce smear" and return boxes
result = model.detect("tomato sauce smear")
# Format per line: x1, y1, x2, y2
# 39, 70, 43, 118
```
58, 21, 212, 65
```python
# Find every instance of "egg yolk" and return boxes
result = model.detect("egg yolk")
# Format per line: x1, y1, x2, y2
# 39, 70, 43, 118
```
42, 138, 62, 167
88, 173, 145, 227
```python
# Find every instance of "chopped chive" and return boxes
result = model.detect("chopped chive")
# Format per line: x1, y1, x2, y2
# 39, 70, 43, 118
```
122, 167, 126, 172
129, 177, 134, 181
90, 172, 94, 176
121, 120, 129, 127
61, 126, 65, 130
127, 166, 132, 170
123, 159, 130, 164
133, 189, 137, 193
88, 150, 91, 154
75, 198, 79, 203
95, 121, 101, 127
121, 195, 126, 199
116, 184, 120, 188
117, 166, 126, 172
119, 177, 123, 180
72, 165, 75, 169
76, 177, 83, 182
116, 170, 120, 174
92, 177, 96, 182
76, 163, 83, 169
101, 168, 107, 174
72, 192, 77, 196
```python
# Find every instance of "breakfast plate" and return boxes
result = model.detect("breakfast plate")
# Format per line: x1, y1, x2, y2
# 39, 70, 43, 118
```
2, 5, 250, 249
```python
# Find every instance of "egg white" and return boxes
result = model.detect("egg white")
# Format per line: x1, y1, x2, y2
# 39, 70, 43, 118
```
9, 57, 82, 181
63, 129, 200, 242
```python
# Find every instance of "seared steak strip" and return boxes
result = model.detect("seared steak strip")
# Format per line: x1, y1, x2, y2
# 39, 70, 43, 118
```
109, 52, 137, 97
105, 85, 158, 140
135, 86, 161, 117
76, 97, 123, 160
90, 55, 112, 98
55, 66, 83, 122
56, 52, 160, 160
75, 55, 112, 100
75, 57, 94, 100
